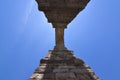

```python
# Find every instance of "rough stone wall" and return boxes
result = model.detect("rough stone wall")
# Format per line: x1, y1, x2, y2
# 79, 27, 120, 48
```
30, 50, 99, 80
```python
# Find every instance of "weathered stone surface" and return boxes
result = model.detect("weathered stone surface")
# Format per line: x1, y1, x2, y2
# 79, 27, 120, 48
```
30, 50, 99, 80
30, 73, 44, 80
56, 72, 76, 79
30, 0, 100, 80
35, 0, 90, 51
36, 0, 90, 24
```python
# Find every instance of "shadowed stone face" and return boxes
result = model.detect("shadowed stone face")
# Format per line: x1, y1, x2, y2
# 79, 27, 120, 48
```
36, 0, 90, 50
36, 0, 90, 23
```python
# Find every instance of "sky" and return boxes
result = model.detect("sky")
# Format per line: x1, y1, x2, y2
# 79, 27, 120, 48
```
0, 0, 120, 80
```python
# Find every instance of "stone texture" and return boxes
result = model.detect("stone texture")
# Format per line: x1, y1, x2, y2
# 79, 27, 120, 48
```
36, 0, 90, 24
30, 50, 99, 80
30, 0, 100, 80
35, 0, 90, 51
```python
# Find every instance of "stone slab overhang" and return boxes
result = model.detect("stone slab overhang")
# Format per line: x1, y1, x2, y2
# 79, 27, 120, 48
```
36, 0, 90, 24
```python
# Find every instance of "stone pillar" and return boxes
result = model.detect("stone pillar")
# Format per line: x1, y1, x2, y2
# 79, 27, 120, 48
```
30, 0, 100, 80
35, 0, 91, 51
52, 23, 67, 50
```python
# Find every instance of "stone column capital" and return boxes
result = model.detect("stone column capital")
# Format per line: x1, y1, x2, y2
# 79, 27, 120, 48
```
52, 23, 68, 29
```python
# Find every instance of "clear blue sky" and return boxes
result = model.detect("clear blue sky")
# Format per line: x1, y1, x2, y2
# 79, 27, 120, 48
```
0, 0, 120, 80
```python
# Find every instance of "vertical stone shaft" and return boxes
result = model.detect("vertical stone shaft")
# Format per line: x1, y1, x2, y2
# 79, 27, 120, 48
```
53, 23, 67, 50
55, 27, 65, 49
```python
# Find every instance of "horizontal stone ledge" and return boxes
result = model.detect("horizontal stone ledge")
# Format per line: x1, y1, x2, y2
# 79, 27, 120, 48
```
40, 59, 84, 65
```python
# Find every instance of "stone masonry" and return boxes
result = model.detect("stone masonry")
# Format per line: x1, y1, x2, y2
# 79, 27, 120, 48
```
30, 50, 99, 80
30, 0, 100, 80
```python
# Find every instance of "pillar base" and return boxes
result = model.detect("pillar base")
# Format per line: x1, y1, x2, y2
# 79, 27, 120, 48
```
53, 45, 67, 51
30, 50, 99, 80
